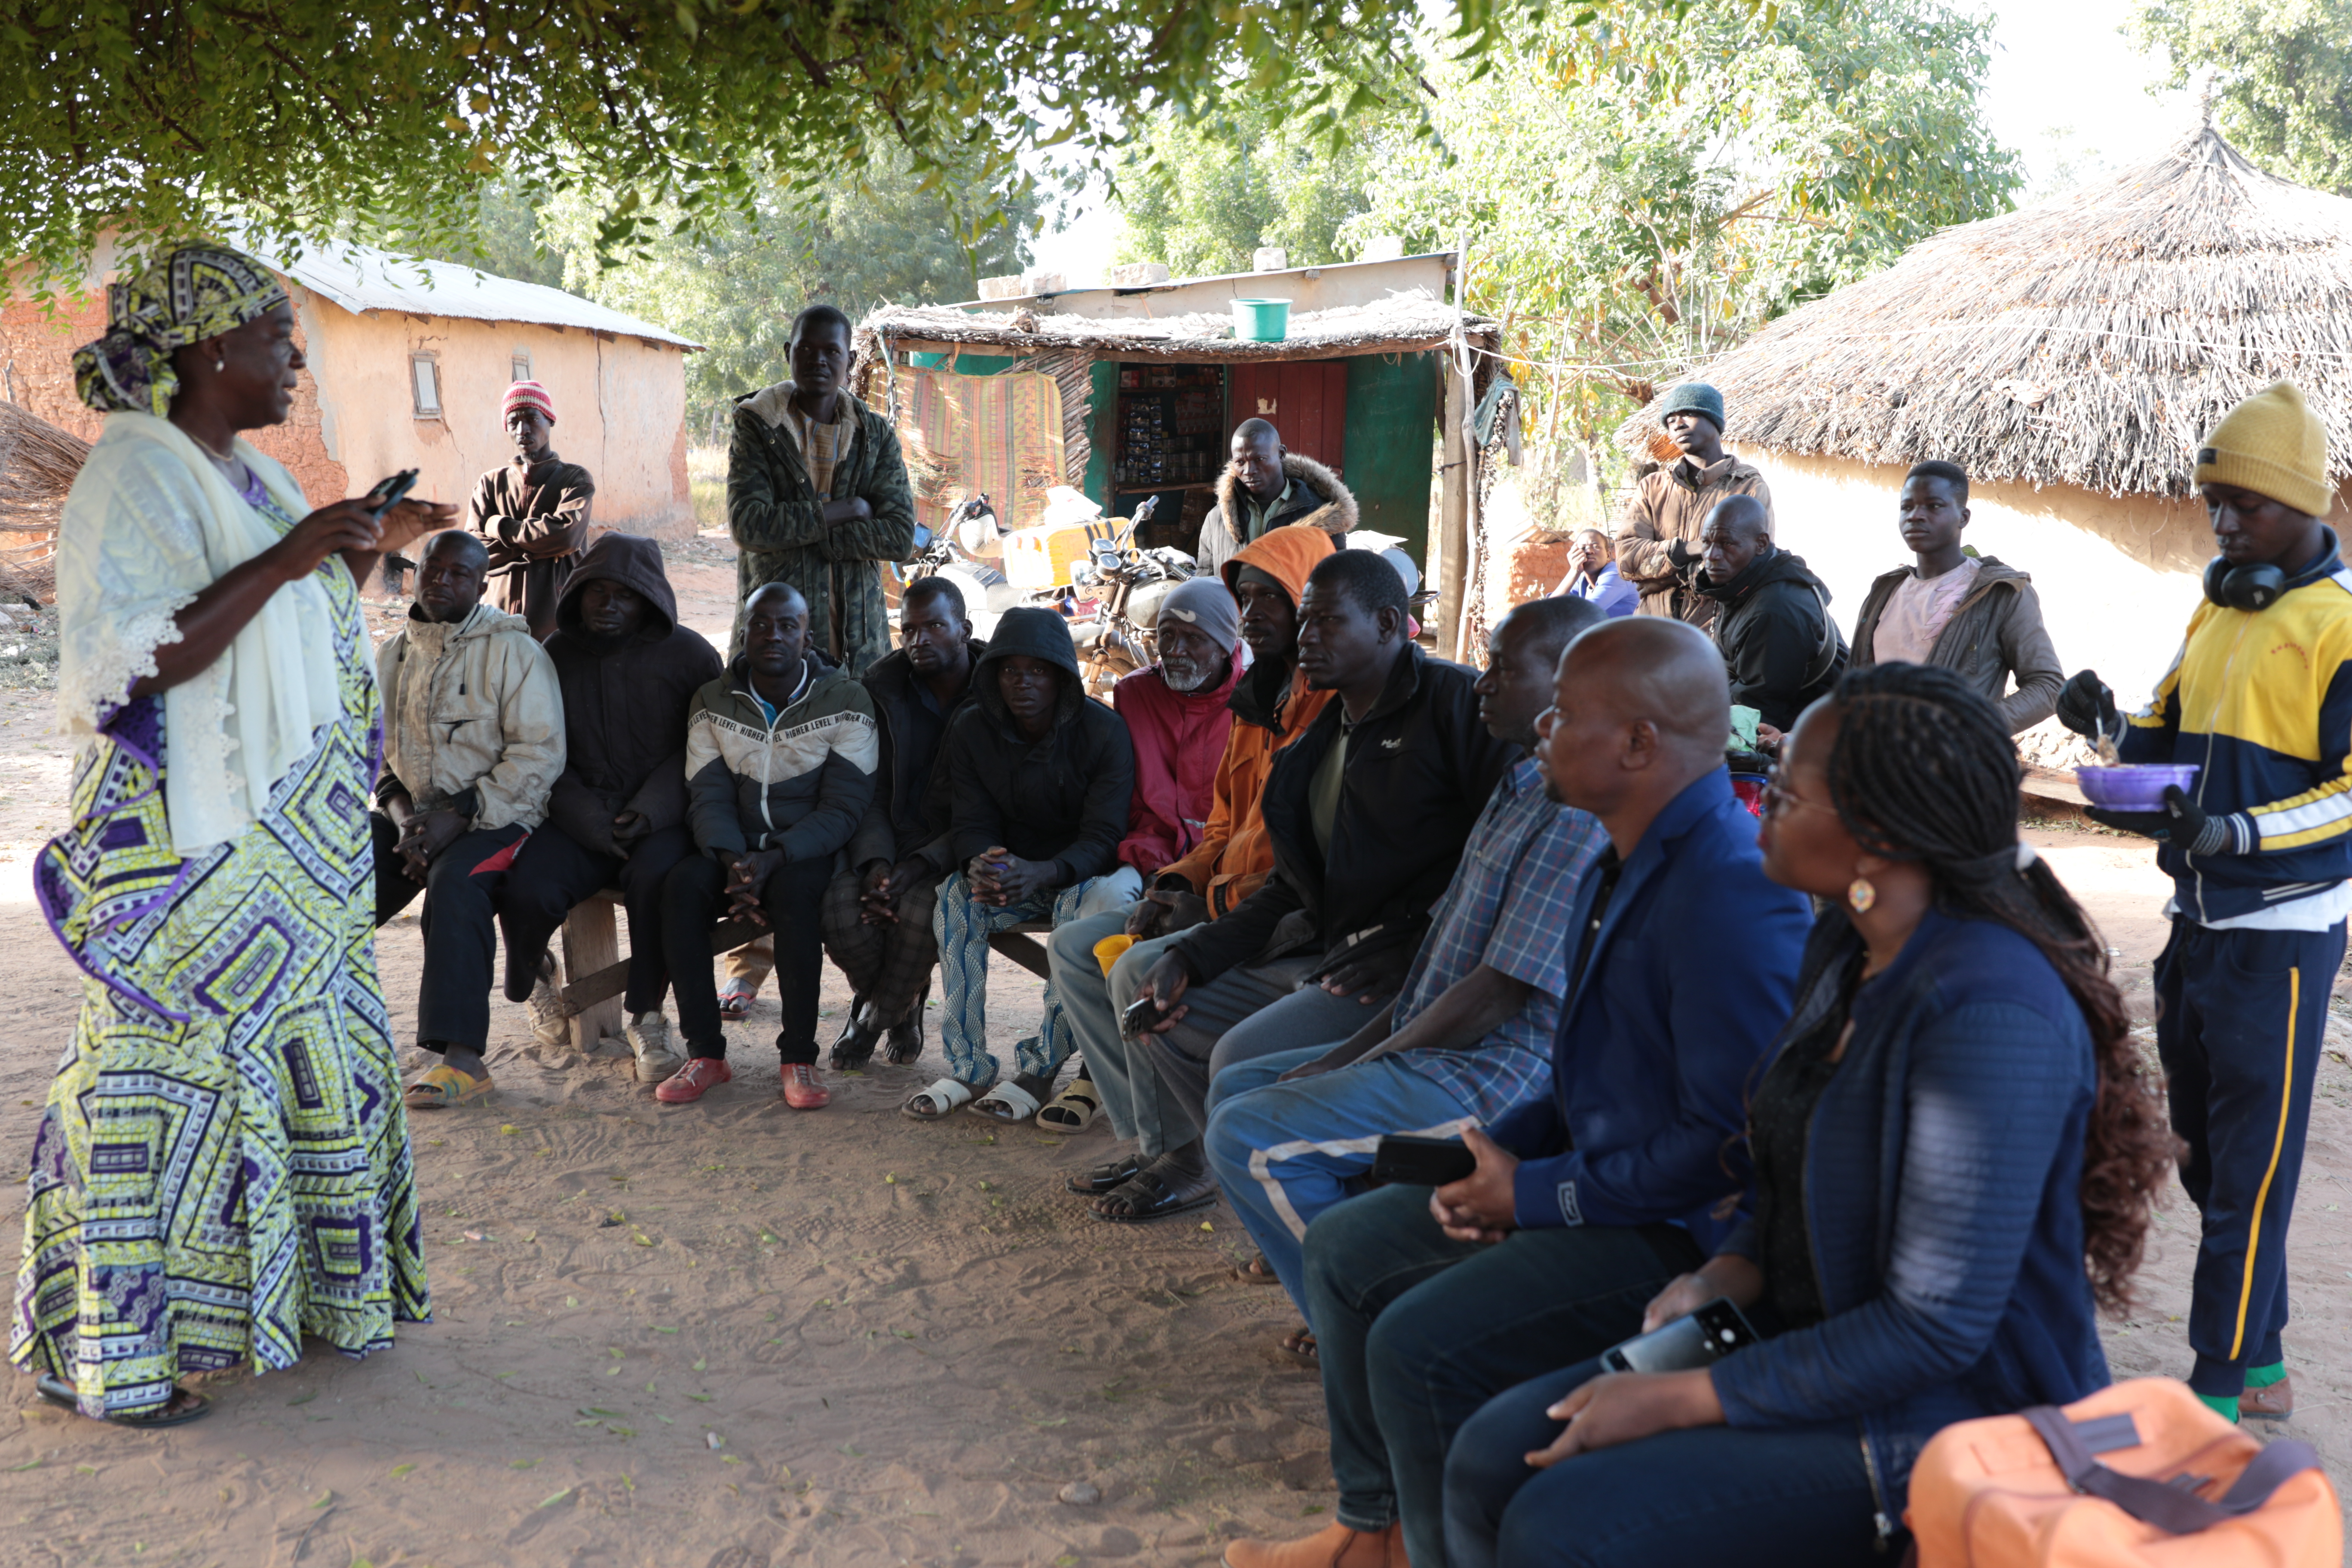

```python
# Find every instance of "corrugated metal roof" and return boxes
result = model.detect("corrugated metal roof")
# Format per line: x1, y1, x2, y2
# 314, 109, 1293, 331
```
248, 237, 703, 351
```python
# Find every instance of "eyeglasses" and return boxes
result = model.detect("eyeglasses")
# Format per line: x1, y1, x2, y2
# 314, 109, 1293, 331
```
1759, 777, 1838, 820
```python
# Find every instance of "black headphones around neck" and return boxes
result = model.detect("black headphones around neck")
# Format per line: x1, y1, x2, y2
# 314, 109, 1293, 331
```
2203, 556, 2289, 612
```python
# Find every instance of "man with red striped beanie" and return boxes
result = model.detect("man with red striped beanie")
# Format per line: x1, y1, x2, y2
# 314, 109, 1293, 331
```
466, 378, 597, 638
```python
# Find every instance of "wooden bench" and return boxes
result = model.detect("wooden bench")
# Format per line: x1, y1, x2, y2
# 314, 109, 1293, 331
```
551, 906, 1056, 1049
988, 920, 1054, 980
554, 891, 764, 1050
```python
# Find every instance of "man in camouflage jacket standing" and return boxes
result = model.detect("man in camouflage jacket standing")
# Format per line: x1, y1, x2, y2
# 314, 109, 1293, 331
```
727, 303, 918, 670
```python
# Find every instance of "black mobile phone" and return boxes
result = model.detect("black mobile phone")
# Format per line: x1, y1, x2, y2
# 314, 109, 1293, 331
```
1121, 994, 1164, 1038
1601, 1298, 1761, 1375
364, 468, 420, 517
1369, 1133, 1478, 1188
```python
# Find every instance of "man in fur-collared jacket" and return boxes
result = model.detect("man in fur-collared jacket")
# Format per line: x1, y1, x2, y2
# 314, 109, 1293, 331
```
1193, 418, 1356, 577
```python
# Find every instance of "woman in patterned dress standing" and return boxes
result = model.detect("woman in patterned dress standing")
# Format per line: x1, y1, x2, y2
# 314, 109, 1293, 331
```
13, 245, 447, 1422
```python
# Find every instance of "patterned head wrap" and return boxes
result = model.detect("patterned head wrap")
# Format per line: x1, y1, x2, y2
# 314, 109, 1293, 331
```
503, 379, 557, 425
71, 245, 289, 417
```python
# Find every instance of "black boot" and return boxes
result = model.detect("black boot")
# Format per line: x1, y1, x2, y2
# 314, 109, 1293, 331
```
883, 1007, 926, 1066
830, 998, 883, 1071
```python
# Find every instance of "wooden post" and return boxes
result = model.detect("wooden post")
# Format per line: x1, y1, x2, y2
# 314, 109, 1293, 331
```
1437, 359, 1470, 660
563, 894, 625, 1051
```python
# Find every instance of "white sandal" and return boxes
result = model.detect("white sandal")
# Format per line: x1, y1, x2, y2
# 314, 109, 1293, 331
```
900, 1076, 985, 1120
970, 1081, 1042, 1124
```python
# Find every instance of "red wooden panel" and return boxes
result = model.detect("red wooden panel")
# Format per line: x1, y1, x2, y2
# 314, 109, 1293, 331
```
1225, 360, 1346, 475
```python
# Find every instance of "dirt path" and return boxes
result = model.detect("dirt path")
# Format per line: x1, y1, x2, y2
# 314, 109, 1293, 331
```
0, 542, 2343, 1565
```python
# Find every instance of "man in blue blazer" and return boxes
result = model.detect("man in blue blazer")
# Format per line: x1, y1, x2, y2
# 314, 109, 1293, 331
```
1225, 618, 1815, 1568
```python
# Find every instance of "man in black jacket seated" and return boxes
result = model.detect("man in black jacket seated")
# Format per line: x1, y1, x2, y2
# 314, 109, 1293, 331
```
821, 577, 986, 1070
496, 533, 722, 1084
903, 606, 1139, 1124
1692, 493, 1845, 735
1094, 550, 1521, 1223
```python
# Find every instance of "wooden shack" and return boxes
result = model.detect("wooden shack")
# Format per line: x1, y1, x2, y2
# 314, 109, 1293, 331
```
850, 254, 1501, 655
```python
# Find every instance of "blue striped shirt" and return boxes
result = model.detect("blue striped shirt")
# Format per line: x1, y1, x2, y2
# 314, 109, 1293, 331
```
1386, 756, 1607, 1124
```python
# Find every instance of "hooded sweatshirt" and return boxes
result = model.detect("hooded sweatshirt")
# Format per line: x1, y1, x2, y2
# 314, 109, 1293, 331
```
1195, 453, 1358, 579
377, 600, 565, 830
682, 651, 879, 863
1694, 544, 1847, 731
1112, 633, 1243, 877
1158, 523, 1337, 913
941, 606, 1136, 886
542, 533, 724, 855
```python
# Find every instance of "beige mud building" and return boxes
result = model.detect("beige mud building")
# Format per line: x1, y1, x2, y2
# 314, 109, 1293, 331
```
2, 238, 699, 531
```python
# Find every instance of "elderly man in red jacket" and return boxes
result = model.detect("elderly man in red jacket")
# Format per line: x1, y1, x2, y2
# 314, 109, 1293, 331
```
1113, 578, 1244, 877
1026, 578, 1242, 1126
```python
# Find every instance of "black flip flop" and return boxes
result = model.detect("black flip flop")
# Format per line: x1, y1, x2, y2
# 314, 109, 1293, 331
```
37, 1373, 212, 1426
1091, 1167, 1218, 1224
1065, 1154, 1147, 1195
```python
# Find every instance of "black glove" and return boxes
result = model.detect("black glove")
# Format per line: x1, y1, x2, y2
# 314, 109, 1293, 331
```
2055, 669, 2122, 744
2085, 784, 2251, 855
1666, 536, 1696, 571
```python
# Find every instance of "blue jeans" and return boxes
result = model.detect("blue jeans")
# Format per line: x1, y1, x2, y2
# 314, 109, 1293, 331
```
1204, 1045, 1479, 1314
1444, 1360, 1880, 1568
1302, 1182, 1705, 1568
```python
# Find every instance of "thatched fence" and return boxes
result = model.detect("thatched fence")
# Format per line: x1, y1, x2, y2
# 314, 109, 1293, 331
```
0, 401, 86, 601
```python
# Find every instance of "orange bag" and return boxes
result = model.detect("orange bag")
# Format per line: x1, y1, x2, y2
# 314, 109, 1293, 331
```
1906, 1377, 2340, 1567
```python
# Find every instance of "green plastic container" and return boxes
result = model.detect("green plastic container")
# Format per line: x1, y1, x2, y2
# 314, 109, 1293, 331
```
1232, 298, 1292, 342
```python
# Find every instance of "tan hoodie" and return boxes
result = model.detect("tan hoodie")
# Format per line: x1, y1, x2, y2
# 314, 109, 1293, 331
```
377, 602, 566, 830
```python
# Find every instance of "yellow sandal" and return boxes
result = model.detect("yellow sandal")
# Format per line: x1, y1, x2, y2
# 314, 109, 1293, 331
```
404, 1064, 493, 1109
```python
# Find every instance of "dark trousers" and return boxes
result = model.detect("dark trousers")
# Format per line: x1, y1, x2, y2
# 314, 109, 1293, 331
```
2153, 916, 2341, 1396
1302, 1182, 1705, 1568
496, 821, 696, 1016
818, 863, 943, 1026
371, 813, 530, 1054
1443, 1361, 1880, 1568
662, 852, 831, 1063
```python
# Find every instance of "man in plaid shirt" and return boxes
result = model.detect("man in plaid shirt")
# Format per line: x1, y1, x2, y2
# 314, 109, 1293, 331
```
1203, 597, 1608, 1311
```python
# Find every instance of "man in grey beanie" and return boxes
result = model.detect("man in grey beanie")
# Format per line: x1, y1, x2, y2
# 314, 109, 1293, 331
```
1613, 380, 1774, 628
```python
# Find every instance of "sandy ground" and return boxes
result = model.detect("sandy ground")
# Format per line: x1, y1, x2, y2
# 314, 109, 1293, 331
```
0, 538, 2343, 1565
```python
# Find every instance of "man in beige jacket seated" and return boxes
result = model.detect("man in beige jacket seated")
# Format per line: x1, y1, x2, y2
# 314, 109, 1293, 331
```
374, 529, 565, 1109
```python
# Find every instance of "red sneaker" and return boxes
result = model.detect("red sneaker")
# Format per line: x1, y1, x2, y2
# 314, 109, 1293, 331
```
654, 1057, 732, 1103
780, 1062, 832, 1110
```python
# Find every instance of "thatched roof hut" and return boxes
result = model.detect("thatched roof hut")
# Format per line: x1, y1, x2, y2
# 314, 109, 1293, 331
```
1620, 125, 2352, 720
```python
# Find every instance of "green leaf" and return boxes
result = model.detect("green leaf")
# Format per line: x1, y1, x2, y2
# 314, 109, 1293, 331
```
389, 1463, 416, 1479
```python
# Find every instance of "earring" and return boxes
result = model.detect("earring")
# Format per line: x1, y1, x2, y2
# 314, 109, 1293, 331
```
213, 357, 225, 372
1847, 876, 1877, 914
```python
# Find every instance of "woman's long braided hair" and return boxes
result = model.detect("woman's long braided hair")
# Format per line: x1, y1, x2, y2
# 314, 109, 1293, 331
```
1823, 662, 2175, 1314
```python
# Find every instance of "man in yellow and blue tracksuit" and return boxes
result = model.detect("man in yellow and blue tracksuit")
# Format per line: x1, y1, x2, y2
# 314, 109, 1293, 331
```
2058, 382, 2346, 1424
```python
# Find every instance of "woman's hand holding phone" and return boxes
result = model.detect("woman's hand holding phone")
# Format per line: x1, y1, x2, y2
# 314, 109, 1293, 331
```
1640, 1256, 1764, 1333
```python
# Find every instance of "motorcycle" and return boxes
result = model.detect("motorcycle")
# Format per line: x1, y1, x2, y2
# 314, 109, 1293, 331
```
903, 493, 1029, 641
1067, 495, 1199, 695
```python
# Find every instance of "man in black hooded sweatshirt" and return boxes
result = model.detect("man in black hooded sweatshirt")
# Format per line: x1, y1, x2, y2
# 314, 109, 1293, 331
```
903, 605, 1137, 1125
498, 533, 723, 1084
1692, 493, 1845, 735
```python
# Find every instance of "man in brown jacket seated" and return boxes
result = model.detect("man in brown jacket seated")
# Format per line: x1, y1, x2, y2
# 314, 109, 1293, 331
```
496, 533, 724, 1084
1613, 380, 1772, 627
374, 530, 566, 1109
1848, 459, 2064, 734
466, 379, 595, 639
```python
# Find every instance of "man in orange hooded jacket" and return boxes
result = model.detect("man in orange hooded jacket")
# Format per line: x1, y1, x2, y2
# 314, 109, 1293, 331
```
1042, 524, 1336, 1146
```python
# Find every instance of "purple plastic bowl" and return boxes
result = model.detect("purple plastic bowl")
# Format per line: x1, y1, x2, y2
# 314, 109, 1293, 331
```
2075, 764, 2200, 810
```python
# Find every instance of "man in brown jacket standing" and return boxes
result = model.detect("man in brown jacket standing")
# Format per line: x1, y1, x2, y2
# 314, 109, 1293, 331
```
1849, 459, 2064, 734
466, 380, 596, 640
1613, 381, 1772, 627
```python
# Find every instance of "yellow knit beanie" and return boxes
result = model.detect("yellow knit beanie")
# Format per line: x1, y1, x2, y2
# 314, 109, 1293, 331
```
2194, 382, 2333, 517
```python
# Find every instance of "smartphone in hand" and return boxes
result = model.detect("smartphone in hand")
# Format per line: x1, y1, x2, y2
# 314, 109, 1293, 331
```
1121, 994, 1165, 1038
364, 468, 420, 518
1600, 1298, 1760, 1374
1369, 1133, 1479, 1188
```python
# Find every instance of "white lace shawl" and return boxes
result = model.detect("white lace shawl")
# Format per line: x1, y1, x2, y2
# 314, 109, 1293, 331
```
57, 412, 349, 854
